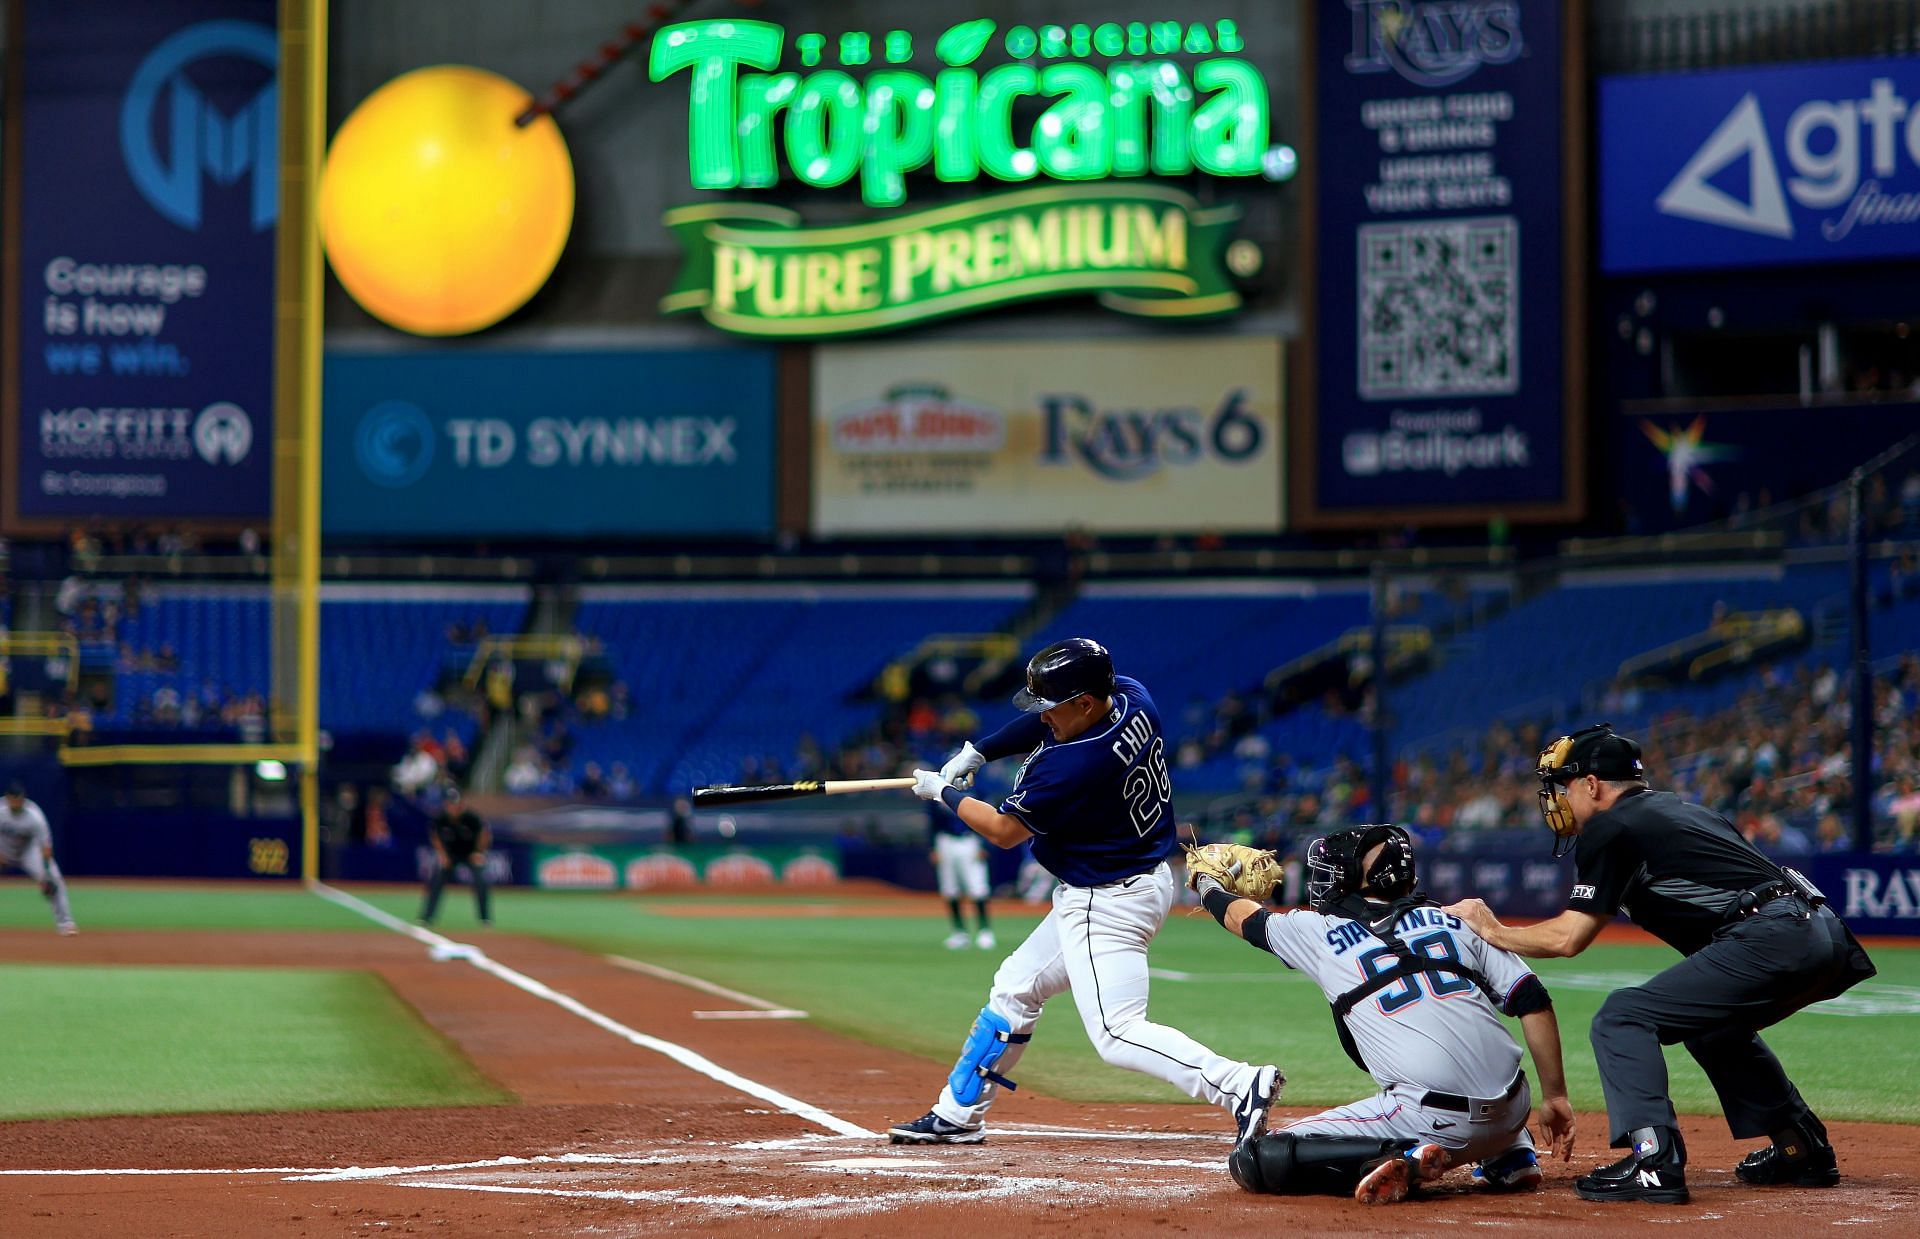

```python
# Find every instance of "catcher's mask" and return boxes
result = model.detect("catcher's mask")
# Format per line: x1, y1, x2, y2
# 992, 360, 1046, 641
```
1537, 723, 1645, 857
1306, 824, 1416, 910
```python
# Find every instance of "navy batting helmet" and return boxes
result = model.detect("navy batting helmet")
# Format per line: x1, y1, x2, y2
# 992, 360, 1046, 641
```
1012, 637, 1116, 713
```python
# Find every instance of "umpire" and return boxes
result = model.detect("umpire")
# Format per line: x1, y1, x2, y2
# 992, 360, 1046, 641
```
1447, 724, 1875, 1205
420, 783, 492, 927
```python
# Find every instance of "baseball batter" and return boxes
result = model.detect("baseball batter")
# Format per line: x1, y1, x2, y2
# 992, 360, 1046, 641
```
928, 801, 993, 949
1191, 825, 1573, 1204
889, 638, 1280, 1147
0, 782, 77, 935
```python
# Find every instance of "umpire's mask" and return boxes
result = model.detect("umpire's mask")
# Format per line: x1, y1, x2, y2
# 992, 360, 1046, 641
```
1536, 723, 1643, 857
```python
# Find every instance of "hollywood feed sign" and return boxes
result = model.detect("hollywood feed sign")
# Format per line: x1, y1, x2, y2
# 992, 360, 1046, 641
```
648, 17, 1273, 335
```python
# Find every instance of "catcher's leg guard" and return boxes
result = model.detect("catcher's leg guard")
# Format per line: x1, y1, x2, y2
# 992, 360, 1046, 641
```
948, 1007, 1032, 1105
1228, 1132, 1418, 1196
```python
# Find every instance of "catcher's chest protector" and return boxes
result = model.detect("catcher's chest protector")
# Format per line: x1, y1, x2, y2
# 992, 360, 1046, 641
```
1321, 895, 1500, 1072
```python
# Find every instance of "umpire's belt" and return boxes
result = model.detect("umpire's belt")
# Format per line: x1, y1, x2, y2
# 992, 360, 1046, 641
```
1419, 1070, 1524, 1120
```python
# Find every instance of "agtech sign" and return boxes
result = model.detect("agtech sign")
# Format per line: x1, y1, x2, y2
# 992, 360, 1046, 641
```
650, 17, 1271, 335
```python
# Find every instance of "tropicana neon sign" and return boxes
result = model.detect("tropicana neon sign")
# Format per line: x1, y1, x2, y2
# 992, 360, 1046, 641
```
648, 17, 1270, 208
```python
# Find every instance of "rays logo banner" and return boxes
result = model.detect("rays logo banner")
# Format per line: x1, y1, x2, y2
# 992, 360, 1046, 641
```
1602, 56, 1920, 272
1308, 0, 1570, 519
10, 0, 276, 525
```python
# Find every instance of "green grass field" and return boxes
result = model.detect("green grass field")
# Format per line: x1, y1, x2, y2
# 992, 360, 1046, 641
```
2, 881, 1915, 1125
0, 962, 507, 1120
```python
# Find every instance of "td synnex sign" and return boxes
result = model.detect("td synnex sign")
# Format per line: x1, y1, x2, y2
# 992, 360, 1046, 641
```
1604, 57, 1920, 271
323, 350, 776, 536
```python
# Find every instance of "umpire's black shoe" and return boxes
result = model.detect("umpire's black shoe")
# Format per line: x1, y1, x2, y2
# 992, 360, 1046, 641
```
1736, 1121, 1840, 1187
1574, 1126, 1689, 1204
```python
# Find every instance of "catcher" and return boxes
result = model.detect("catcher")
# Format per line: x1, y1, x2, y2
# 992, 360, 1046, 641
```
1186, 826, 1574, 1205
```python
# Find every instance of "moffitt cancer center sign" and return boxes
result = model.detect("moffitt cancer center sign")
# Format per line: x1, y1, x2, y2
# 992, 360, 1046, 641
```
649, 17, 1276, 336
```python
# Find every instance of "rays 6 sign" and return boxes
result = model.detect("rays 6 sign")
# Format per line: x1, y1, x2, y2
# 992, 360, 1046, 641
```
1602, 56, 1920, 272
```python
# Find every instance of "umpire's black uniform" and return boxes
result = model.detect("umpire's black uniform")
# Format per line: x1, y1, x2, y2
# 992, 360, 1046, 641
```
421, 793, 492, 926
1571, 785, 1874, 1186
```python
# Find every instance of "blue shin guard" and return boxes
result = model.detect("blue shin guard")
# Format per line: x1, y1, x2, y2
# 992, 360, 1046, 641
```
948, 1008, 1032, 1105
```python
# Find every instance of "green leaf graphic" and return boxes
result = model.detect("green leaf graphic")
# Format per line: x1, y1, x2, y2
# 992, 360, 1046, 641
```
936, 19, 996, 68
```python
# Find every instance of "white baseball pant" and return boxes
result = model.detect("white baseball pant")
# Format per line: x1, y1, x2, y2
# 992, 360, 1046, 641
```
932, 861, 1265, 1128
935, 832, 989, 900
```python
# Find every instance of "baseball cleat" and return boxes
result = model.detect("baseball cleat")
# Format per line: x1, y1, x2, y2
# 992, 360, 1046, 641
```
1473, 1146, 1543, 1192
975, 929, 996, 950
1735, 1139, 1839, 1187
57, 922, 78, 937
943, 930, 971, 950
1575, 1126, 1688, 1204
1231, 1064, 1283, 1147
1356, 1143, 1448, 1205
888, 1111, 985, 1145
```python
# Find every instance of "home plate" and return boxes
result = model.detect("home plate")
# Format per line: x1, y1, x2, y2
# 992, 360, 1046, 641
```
799, 1157, 942, 1170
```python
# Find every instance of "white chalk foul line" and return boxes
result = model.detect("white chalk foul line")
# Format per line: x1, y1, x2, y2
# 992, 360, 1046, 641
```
605, 953, 804, 1014
692, 1009, 810, 1020
0, 1153, 704, 1182
0, 1166, 325, 1177
308, 882, 872, 1138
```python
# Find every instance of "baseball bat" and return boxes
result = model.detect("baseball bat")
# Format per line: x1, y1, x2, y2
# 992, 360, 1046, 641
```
691, 777, 917, 806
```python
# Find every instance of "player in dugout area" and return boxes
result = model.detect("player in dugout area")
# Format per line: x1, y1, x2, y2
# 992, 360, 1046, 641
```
928, 797, 994, 950
888, 638, 1282, 1149
419, 782, 492, 928
1446, 724, 1877, 1204
0, 781, 76, 935
1192, 824, 1574, 1205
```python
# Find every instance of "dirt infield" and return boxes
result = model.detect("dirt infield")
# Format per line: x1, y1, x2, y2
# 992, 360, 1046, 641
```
1, 920, 1917, 1237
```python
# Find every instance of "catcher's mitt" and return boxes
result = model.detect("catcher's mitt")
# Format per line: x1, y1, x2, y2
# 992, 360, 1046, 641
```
1183, 842, 1282, 901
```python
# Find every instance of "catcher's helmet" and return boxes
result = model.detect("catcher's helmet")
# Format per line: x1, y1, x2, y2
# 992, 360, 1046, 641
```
1012, 637, 1116, 713
1306, 824, 1416, 910
1536, 723, 1644, 856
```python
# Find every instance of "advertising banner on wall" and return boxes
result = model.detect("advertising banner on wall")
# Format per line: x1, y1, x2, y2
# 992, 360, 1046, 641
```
323, 350, 777, 537
1619, 404, 1919, 533
7, 0, 277, 525
649, 14, 1280, 337
531, 844, 840, 890
1602, 56, 1920, 274
1303, 0, 1577, 523
812, 337, 1282, 535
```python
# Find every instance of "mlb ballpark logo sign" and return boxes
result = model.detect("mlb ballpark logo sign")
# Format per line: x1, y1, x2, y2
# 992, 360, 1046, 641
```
1602, 56, 1920, 272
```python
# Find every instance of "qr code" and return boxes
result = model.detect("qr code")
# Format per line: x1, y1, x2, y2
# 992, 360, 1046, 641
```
1358, 216, 1518, 400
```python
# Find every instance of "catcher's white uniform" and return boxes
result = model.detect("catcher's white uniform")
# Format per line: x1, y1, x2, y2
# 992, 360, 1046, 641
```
1261, 903, 1537, 1163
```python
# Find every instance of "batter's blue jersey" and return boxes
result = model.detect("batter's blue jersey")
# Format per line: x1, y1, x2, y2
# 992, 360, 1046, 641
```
998, 675, 1174, 886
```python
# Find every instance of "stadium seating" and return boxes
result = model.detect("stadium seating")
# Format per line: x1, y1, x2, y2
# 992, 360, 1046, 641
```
567, 585, 1031, 793
104, 584, 529, 741
1389, 565, 1852, 753
1029, 582, 1373, 722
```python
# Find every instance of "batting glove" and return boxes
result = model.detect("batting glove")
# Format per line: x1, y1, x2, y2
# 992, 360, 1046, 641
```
912, 769, 953, 801
939, 741, 986, 789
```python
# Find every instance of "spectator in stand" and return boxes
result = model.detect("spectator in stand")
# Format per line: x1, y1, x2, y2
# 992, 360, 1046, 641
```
1888, 777, 1920, 843
579, 762, 609, 799
440, 730, 470, 781
392, 732, 442, 794
503, 746, 542, 793
608, 762, 637, 800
